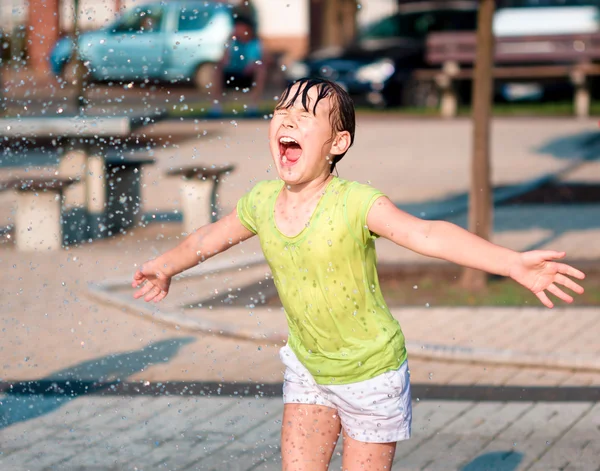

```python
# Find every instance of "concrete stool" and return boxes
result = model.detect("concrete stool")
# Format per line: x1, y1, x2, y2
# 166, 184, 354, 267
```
7, 178, 77, 251
166, 164, 235, 234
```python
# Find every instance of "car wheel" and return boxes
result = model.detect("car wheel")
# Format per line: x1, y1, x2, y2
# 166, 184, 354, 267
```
194, 62, 218, 92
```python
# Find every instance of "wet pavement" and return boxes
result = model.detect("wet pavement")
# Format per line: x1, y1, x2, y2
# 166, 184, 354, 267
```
1, 109, 600, 469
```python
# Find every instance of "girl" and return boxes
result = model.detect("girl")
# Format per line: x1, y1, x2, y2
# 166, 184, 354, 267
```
132, 78, 585, 471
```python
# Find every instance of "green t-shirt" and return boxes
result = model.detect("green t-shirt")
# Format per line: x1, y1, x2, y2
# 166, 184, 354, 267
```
237, 177, 407, 385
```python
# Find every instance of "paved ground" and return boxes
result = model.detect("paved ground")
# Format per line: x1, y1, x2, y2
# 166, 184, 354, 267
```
1, 113, 600, 469
1, 395, 599, 470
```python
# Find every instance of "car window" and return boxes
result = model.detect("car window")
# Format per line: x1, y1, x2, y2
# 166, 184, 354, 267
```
112, 7, 164, 33
359, 10, 478, 40
177, 7, 213, 32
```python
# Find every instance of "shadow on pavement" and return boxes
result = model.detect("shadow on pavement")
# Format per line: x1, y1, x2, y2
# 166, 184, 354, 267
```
396, 128, 600, 248
537, 130, 600, 162
461, 451, 524, 471
0, 337, 195, 430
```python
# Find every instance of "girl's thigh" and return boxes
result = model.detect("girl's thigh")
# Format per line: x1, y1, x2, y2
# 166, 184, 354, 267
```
281, 403, 342, 471
342, 430, 396, 471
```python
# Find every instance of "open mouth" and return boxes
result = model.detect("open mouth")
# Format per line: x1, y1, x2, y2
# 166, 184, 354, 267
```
278, 136, 302, 164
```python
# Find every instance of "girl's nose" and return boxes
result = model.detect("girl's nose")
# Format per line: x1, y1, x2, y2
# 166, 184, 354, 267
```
282, 117, 296, 128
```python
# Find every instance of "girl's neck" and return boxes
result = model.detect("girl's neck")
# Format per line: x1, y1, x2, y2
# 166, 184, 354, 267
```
282, 174, 334, 204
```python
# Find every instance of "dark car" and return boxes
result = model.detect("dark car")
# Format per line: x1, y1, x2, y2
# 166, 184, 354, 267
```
284, 1, 478, 107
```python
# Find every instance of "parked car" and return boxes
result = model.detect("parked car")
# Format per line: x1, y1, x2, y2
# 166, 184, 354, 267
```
284, 1, 479, 107
49, 0, 256, 89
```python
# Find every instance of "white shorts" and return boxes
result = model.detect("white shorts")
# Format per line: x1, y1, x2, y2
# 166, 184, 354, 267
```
280, 345, 412, 443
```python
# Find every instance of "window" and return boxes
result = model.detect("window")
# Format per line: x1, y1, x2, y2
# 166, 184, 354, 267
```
178, 8, 213, 32
112, 7, 164, 33
359, 10, 478, 41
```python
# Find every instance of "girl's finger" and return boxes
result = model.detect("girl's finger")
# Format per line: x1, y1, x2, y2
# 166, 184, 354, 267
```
536, 290, 554, 309
153, 290, 168, 303
133, 281, 155, 300
555, 273, 584, 294
547, 283, 574, 304
144, 285, 162, 302
537, 250, 566, 261
132, 273, 146, 288
556, 263, 586, 280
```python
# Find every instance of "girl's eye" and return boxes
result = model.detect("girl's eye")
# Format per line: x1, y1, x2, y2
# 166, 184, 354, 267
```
301, 113, 312, 118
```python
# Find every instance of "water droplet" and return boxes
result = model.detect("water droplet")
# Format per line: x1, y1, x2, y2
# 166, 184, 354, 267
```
327, 240, 332, 246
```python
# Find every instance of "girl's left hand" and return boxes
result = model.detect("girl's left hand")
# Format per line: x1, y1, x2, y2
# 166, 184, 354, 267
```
509, 251, 586, 308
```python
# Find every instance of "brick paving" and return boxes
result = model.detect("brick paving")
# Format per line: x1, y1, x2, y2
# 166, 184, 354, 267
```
1, 395, 598, 470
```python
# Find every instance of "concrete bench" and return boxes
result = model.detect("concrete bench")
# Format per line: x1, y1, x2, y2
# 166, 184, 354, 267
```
166, 164, 236, 234
1, 177, 78, 251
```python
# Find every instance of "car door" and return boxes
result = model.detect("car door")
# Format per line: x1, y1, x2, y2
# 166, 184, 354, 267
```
163, 4, 233, 80
100, 5, 167, 81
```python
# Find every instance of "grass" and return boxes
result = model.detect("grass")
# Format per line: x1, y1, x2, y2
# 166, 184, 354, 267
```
356, 101, 600, 118
168, 99, 600, 119
375, 266, 600, 307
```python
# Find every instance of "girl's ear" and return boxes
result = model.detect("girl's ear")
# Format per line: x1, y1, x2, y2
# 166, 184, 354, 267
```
330, 130, 351, 156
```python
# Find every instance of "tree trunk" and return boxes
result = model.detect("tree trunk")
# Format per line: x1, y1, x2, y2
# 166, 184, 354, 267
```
460, 0, 495, 291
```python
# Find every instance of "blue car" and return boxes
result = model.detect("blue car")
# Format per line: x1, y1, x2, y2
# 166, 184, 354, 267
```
50, 0, 245, 89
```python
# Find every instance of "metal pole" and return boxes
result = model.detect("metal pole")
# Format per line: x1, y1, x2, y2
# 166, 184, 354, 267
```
461, 0, 495, 291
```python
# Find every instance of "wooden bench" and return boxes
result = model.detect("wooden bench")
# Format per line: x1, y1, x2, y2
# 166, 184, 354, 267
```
166, 164, 236, 234
415, 31, 600, 118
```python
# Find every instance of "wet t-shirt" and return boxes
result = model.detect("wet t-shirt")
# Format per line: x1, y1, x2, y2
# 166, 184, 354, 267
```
237, 177, 407, 385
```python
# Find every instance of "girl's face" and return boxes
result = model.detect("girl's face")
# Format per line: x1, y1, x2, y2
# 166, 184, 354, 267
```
269, 84, 349, 187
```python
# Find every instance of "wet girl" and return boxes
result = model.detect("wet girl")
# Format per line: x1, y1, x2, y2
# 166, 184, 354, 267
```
133, 78, 585, 471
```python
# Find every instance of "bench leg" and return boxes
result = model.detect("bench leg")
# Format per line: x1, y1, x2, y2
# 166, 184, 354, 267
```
440, 88, 458, 118
106, 164, 144, 234
574, 84, 590, 118
86, 155, 107, 239
180, 179, 213, 234
59, 148, 87, 209
15, 190, 63, 251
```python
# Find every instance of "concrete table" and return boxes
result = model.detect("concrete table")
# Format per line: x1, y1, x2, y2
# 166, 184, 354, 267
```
0, 113, 165, 244
2, 177, 78, 251
166, 164, 236, 234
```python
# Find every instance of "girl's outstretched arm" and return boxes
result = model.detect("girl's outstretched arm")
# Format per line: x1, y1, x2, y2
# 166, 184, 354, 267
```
367, 196, 585, 308
132, 209, 255, 302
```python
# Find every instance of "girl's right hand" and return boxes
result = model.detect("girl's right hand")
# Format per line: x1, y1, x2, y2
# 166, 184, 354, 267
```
131, 261, 172, 303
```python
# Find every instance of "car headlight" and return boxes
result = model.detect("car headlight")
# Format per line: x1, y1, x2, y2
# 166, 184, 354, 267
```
355, 59, 395, 84
285, 61, 309, 81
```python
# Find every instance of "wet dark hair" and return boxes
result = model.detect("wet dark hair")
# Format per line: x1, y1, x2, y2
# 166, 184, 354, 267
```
275, 78, 355, 173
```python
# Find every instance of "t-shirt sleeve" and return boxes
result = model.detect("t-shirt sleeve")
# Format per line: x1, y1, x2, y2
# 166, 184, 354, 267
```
344, 182, 386, 245
236, 181, 266, 234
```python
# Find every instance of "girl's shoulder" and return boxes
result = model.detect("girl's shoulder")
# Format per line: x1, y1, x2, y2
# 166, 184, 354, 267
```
242, 179, 284, 202
334, 178, 384, 199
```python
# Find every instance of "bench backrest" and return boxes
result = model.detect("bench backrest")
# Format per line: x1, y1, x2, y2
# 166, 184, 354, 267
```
426, 31, 600, 65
